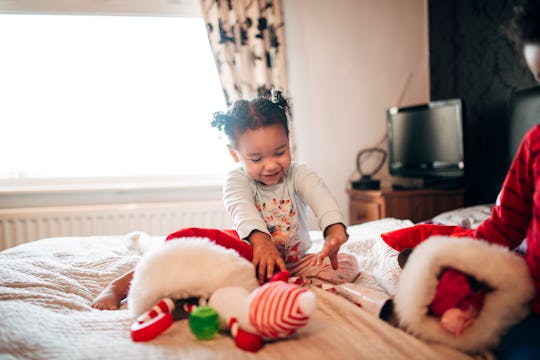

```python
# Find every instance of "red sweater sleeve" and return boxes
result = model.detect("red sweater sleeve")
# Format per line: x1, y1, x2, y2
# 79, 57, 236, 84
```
469, 126, 538, 249
469, 125, 540, 314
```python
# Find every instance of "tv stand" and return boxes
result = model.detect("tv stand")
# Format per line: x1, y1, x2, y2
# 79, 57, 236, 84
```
348, 187, 465, 224
422, 176, 464, 190
390, 176, 464, 191
392, 183, 421, 191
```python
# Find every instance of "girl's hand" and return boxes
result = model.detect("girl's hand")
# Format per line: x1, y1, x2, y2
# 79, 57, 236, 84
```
312, 223, 348, 270
248, 231, 287, 283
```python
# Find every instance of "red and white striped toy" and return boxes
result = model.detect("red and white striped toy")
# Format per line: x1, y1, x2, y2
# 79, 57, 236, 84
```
248, 281, 313, 339
209, 270, 316, 352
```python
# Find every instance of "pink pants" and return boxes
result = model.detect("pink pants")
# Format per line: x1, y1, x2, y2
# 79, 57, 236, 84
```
287, 253, 360, 284
166, 227, 360, 285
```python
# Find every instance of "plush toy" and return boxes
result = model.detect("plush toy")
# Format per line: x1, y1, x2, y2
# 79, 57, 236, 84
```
131, 296, 208, 342
127, 237, 316, 352
127, 237, 259, 319
208, 271, 316, 352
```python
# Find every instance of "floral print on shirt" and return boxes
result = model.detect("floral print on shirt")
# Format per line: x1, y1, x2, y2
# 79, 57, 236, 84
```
256, 197, 299, 263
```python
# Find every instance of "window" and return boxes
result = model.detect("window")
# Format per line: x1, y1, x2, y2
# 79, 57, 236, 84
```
0, 7, 233, 187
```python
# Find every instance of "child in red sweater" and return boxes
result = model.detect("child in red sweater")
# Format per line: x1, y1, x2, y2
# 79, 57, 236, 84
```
393, 2, 540, 355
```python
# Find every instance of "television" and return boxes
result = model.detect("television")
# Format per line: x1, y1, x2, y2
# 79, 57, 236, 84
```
386, 98, 464, 188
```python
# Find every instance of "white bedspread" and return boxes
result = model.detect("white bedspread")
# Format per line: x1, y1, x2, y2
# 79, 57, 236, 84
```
0, 218, 481, 360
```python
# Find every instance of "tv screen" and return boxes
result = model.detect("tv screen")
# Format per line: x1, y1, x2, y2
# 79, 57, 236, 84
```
386, 99, 464, 183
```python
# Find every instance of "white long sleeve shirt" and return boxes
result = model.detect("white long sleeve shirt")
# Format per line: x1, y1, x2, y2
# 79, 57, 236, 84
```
223, 161, 344, 263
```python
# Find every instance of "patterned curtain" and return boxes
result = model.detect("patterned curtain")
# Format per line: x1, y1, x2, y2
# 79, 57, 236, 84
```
199, 0, 295, 154
199, 0, 289, 106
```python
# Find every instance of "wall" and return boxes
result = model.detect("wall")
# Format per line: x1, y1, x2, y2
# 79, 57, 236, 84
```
429, 0, 538, 205
1, 0, 430, 230
283, 0, 430, 224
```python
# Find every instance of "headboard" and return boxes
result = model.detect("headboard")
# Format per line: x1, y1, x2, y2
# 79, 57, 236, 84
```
508, 86, 540, 163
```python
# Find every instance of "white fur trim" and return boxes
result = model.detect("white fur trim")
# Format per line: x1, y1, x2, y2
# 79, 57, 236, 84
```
128, 237, 259, 318
394, 236, 534, 353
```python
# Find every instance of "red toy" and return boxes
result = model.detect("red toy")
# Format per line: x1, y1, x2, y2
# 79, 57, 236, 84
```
208, 270, 316, 352
131, 297, 200, 342
128, 239, 317, 353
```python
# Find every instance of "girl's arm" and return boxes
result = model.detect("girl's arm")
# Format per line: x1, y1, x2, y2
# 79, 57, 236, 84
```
224, 169, 286, 282
292, 163, 348, 268
293, 163, 345, 232
223, 169, 269, 240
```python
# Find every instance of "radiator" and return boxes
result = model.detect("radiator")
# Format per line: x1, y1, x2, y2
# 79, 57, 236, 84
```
0, 201, 232, 251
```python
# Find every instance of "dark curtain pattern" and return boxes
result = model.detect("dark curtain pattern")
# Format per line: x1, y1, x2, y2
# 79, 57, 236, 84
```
199, 0, 289, 105
199, 0, 294, 151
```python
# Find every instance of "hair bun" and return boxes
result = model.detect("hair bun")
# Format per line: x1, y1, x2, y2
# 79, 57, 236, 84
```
271, 89, 291, 114
210, 111, 229, 131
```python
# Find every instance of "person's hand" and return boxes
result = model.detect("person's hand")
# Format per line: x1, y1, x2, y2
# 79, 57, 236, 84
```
311, 223, 348, 270
248, 231, 287, 283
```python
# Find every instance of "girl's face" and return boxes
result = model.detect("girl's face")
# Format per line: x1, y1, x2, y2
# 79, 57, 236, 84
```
524, 43, 540, 84
228, 123, 291, 186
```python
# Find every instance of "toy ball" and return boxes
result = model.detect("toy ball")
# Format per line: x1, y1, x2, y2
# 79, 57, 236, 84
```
189, 306, 220, 340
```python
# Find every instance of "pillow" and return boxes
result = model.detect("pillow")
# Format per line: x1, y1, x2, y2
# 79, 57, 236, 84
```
430, 204, 494, 228
380, 224, 472, 252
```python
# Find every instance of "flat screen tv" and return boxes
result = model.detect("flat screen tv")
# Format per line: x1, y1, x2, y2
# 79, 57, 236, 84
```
386, 98, 464, 187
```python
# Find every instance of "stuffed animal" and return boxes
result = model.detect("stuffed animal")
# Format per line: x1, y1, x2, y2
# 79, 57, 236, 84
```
128, 236, 259, 342
127, 237, 316, 352
208, 271, 317, 352
127, 237, 259, 319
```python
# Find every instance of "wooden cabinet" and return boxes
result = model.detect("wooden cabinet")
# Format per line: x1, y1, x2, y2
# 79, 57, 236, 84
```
348, 187, 465, 225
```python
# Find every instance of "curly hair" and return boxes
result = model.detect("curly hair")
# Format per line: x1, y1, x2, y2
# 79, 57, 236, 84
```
210, 89, 291, 147
505, 0, 540, 48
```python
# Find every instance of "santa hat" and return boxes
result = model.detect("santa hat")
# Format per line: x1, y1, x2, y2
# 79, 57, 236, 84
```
128, 237, 259, 318
394, 236, 534, 353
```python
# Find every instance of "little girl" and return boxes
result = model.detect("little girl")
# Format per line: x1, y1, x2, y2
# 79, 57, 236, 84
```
209, 90, 359, 284
92, 90, 359, 310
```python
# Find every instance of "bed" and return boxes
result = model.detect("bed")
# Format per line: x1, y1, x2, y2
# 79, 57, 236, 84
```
1, 214, 492, 360
3, 86, 539, 360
